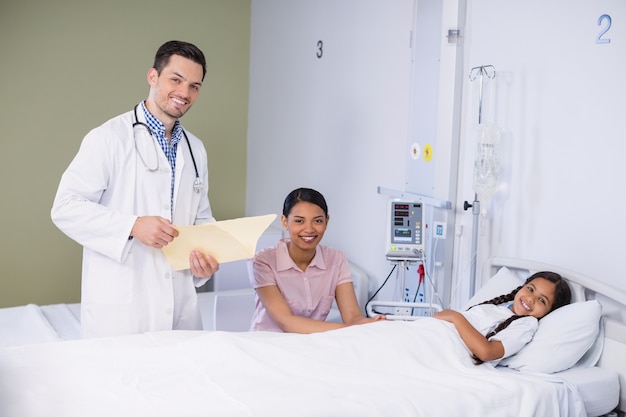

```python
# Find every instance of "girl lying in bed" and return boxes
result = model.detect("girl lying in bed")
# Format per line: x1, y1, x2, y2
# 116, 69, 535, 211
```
435, 272, 571, 364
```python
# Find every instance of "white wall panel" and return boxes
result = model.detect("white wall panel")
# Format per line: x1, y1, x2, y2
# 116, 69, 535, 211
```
247, 0, 415, 293
456, 0, 626, 294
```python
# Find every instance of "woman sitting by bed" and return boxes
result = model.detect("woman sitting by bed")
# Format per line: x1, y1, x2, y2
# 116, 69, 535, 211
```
249, 187, 386, 333
435, 272, 571, 364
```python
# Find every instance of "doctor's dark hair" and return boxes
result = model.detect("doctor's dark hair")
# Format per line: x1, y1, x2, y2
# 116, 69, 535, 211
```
283, 188, 328, 218
470, 271, 571, 365
153, 40, 207, 81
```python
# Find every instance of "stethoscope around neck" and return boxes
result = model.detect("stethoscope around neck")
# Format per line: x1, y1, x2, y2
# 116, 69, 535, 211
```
132, 104, 202, 193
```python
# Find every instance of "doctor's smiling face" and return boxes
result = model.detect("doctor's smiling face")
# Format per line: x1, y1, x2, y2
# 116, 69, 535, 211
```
145, 54, 204, 127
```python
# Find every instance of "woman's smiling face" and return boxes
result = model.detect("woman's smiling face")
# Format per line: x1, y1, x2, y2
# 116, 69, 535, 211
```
510, 277, 557, 319
282, 201, 328, 251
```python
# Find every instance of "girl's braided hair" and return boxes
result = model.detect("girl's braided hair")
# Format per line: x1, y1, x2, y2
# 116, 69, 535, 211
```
470, 271, 571, 364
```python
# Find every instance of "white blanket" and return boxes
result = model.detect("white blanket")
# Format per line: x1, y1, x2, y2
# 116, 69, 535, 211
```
0, 318, 586, 417
0, 304, 62, 347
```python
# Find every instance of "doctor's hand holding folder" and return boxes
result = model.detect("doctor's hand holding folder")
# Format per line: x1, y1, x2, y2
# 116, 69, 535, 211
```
162, 214, 277, 270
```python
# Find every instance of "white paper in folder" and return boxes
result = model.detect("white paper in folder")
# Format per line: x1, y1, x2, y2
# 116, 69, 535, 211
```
162, 214, 277, 270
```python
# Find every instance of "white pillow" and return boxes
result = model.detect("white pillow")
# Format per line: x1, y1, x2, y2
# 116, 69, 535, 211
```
500, 300, 602, 373
463, 267, 523, 310
572, 315, 604, 369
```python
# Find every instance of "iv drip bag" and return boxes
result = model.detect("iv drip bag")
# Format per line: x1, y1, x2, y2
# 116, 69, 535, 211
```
472, 124, 502, 200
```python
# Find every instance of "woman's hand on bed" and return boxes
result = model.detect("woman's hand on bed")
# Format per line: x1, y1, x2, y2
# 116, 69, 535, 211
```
335, 283, 387, 326
349, 315, 387, 325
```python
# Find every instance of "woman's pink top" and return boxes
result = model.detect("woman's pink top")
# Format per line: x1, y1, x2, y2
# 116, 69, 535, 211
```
249, 238, 352, 332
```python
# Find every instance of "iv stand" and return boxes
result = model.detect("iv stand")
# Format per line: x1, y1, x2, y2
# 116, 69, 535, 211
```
464, 65, 495, 296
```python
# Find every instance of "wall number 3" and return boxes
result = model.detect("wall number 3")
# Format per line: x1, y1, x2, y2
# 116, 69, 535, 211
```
596, 14, 612, 44
316, 40, 323, 58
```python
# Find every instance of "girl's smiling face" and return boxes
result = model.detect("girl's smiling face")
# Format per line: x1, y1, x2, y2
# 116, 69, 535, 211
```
510, 277, 556, 319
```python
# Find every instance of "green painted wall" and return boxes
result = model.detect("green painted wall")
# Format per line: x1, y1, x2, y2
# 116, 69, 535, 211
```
0, 0, 250, 307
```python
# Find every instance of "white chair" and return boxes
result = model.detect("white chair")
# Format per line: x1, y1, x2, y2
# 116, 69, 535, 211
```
213, 290, 256, 331
212, 260, 250, 292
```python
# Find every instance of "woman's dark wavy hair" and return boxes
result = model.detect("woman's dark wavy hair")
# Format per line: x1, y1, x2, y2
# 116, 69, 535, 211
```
282, 188, 328, 218
470, 271, 571, 364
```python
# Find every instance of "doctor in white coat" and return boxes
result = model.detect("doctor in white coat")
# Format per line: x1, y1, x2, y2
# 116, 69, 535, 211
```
51, 40, 219, 338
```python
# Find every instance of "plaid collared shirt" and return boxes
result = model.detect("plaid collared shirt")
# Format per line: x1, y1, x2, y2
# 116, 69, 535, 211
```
141, 101, 183, 216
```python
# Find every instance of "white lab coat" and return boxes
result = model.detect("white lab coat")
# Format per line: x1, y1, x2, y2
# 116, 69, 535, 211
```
51, 104, 215, 338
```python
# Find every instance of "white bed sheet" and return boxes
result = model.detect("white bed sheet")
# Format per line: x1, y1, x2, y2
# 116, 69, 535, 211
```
555, 366, 620, 417
0, 318, 586, 417
39, 303, 81, 341
0, 304, 62, 347
495, 365, 619, 417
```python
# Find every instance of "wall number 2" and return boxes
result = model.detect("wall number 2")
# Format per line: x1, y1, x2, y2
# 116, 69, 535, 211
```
316, 40, 323, 58
596, 14, 612, 44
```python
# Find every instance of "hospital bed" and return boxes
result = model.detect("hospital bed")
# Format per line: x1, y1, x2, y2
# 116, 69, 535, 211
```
0, 260, 370, 341
0, 257, 623, 417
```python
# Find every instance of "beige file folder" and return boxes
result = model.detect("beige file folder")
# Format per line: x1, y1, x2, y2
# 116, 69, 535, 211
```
162, 214, 277, 270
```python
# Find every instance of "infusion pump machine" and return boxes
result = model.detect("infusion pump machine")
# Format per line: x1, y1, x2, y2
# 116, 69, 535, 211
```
385, 200, 425, 261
